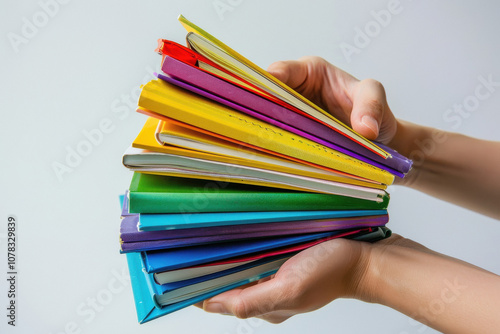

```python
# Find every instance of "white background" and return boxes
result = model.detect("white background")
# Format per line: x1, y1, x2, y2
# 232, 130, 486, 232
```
1, 0, 499, 333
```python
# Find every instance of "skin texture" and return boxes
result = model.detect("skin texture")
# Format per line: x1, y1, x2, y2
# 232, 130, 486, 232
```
199, 57, 500, 333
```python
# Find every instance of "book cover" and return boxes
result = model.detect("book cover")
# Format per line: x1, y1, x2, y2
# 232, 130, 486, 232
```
126, 252, 277, 323
155, 39, 271, 99
159, 57, 411, 174
153, 227, 390, 285
138, 209, 387, 231
120, 227, 378, 253
154, 259, 257, 285
138, 79, 394, 184
128, 173, 390, 214
121, 212, 388, 242
177, 15, 389, 158
132, 117, 386, 190
124, 146, 386, 200
122, 188, 388, 233
143, 228, 378, 273
153, 256, 289, 305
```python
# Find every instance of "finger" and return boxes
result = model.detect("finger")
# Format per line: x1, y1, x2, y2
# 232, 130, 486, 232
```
267, 60, 309, 89
350, 78, 389, 140
203, 277, 289, 319
193, 280, 261, 310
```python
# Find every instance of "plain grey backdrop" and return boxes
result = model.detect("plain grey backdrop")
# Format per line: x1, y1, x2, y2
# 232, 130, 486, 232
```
1, 0, 499, 333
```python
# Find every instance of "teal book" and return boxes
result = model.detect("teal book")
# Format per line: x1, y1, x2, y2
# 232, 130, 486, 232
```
126, 227, 391, 323
126, 251, 279, 323
128, 173, 389, 214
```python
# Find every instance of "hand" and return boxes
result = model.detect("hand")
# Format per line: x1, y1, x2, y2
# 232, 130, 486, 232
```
201, 238, 364, 323
200, 234, 422, 323
268, 57, 398, 144
200, 234, 500, 334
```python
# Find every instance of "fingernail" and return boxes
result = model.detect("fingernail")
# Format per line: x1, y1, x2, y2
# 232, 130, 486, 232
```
205, 302, 232, 315
361, 115, 379, 136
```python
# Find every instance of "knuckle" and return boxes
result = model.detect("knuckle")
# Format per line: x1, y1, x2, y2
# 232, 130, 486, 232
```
362, 78, 385, 91
232, 297, 251, 319
300, 55, 327, 67
274, 277, 302, 306
269, 60, 287, 68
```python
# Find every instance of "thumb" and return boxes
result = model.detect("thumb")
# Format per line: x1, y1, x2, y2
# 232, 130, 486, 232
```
204, 277, 288, 319
267, 60, 309, 90
350, 78, 388, 140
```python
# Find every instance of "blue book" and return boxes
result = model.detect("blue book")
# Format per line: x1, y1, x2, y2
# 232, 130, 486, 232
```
144, 230, 351, 273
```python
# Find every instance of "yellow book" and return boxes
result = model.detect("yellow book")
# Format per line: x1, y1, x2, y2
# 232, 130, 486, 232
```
138, 79, 394, 185
178, 14, 389, 159
127, 118, 387, 200
132, 117, 385, 188
155, 118, 385, 189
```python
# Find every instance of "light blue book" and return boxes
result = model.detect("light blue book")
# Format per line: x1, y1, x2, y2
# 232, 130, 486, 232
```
126, 252, 278, 323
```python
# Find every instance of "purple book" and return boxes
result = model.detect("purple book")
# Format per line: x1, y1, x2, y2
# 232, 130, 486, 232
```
160, 56, 412, 176
119, 213, 388, 252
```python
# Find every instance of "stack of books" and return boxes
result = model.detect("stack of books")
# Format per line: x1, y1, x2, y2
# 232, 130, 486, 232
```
119, 15, 412, 323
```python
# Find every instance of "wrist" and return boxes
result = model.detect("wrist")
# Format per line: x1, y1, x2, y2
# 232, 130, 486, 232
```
346, 235, 416, 304
341, 240, 376, 301
388, 120, 427, 187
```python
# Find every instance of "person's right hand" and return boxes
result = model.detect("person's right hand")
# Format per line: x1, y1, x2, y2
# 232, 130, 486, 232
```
200, 232, 500, 333
268, 57, 398, 145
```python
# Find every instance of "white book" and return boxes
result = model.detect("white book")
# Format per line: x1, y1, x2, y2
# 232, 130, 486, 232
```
123, 147, 387, 201
155, 257, 289, 306
154, 260, 255, 285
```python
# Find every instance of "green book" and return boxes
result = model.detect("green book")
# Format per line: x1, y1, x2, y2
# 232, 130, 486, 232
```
128, 173, 389, 214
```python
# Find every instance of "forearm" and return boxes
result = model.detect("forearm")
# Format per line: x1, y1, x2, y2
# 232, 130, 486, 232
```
356, 238, 500, 334
389, 120, 500, 219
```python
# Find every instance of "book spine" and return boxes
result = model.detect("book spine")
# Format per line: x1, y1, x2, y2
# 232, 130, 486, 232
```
138, 80, 395, 185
